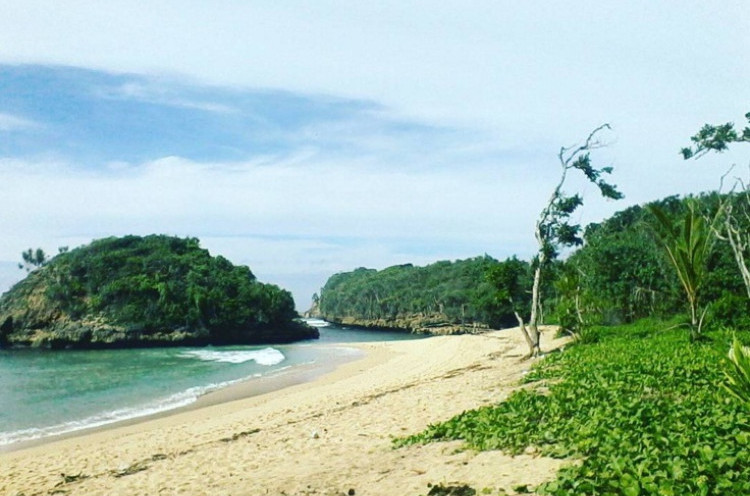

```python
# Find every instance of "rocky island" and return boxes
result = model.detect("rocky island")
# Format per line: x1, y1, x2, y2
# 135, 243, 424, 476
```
0, 235, 318, 349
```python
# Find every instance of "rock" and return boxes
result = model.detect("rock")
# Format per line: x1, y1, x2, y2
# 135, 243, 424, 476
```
320, 314, 489, 336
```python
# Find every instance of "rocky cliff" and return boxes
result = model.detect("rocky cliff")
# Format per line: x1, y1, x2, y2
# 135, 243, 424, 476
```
325, 314, 489, 335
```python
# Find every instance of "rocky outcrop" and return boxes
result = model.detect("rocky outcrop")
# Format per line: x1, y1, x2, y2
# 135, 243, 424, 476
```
303, 297, 321, 319
323, 314, 489, 336
316, 257, 508, 332
0, 235, 319, 349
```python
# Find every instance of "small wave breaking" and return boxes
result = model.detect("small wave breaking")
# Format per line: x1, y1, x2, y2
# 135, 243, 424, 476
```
304, 318, 330, 328
179, 347, 285, 365
0, 381, 226, 447
0, 348, 287, 447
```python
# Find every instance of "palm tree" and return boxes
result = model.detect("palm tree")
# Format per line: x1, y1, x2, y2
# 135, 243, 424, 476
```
648, 201, 716, 341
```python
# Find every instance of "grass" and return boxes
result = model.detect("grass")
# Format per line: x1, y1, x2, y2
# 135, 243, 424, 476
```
396, 321, 750, 495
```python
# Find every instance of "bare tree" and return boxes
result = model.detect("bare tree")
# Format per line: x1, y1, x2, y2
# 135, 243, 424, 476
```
683, 113, 750, 300
711, 170, 750, 301
519, 124, 623, 357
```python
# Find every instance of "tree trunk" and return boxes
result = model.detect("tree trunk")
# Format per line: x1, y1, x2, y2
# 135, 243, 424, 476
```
688, 291, 709, 341
514, 261, 542, 358
724, 208, 750, 300
513, 310, 538, 358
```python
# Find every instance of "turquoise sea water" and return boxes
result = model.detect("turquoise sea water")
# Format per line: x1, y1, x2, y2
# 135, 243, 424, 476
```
0, 320, 419, 447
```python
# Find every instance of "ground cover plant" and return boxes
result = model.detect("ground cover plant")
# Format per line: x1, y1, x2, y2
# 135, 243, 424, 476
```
397, 321, 750, 495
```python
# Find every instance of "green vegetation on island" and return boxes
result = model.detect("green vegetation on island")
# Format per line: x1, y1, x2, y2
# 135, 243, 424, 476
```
0, 235, 318, 349
316, 256, 531, 334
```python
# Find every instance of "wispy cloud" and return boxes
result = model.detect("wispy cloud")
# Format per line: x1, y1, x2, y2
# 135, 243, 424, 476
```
0, 112, 40, 131
101, 81, 239, 114
0, 45, 743, 306
0, 65, 475, 169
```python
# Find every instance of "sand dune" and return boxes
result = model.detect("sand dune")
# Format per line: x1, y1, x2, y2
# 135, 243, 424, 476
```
0, 327, 568, 496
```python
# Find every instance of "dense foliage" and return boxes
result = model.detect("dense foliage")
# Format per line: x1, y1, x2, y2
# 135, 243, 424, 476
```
318, 256, 531, 329
317, 193, 750, 336
398, 321, 750, 495
564, 193, 750, 331
54, 235, 299, 330
0, 235, 316, 347
565, 202, 677, 324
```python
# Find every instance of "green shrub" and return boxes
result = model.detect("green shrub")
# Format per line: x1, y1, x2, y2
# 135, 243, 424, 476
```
724, 336, 750, 407
711, 292, 750, 330
397, 322, 750, 495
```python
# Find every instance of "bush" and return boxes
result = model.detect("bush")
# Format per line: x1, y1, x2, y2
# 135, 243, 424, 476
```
397, 322, 750, 495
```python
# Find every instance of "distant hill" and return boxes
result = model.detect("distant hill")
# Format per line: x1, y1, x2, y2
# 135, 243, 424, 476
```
0, 235, 318, 349
316, 256, 516, 334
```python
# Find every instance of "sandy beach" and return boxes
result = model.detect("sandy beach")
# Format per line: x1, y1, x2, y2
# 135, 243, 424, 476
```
0, 327, 568, 496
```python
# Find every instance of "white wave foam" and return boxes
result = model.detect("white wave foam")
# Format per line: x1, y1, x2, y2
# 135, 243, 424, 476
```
304, 318, 330, 328
179, 347, 285, 365
0, 344, 362, 448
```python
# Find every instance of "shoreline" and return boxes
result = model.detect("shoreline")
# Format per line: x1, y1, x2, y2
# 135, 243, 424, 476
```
0, 343, 366, 454
0, 327, 569, 495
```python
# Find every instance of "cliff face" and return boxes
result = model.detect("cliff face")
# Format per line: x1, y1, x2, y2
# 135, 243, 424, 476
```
0, 235, 318, 349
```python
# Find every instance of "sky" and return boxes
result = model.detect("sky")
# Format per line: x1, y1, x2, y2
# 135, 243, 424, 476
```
0, 1, 748, 308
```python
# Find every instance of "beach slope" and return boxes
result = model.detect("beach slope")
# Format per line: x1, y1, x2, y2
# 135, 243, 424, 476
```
0, 327, 567, 495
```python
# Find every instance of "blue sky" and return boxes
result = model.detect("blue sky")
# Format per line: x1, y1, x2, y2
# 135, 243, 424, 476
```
0, 1, 748, 307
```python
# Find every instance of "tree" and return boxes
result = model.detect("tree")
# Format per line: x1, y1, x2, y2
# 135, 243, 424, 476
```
683, 112, 750, 301
18, 248, 47, 272
520, 124, 623, 357
648, 201, 717, 341
553, 263, 588, 338
681, 112, 750, 159
484, 256, 532, 329
568, 199, 688, 324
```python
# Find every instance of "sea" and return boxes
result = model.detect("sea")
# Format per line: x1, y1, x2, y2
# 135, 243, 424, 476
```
0, 320, 420, 449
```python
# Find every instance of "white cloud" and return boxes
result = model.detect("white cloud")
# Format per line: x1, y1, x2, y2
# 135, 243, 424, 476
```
0, 129, 735, 307
0, 1, 746, 142
0, 1, 748, 305
99, 81, 238, 114
0, 151, 542, 304
0, 112, 39, 131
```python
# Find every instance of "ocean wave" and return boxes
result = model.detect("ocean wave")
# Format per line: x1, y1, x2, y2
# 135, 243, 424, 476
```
0, 383, 211, 447
304, 318, 330, 328
0, 365, 283, 447
0, 343, 362, 448
179, 347, 285, 365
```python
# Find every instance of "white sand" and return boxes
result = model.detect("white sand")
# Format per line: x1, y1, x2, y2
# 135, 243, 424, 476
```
0, 327, 568, 496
